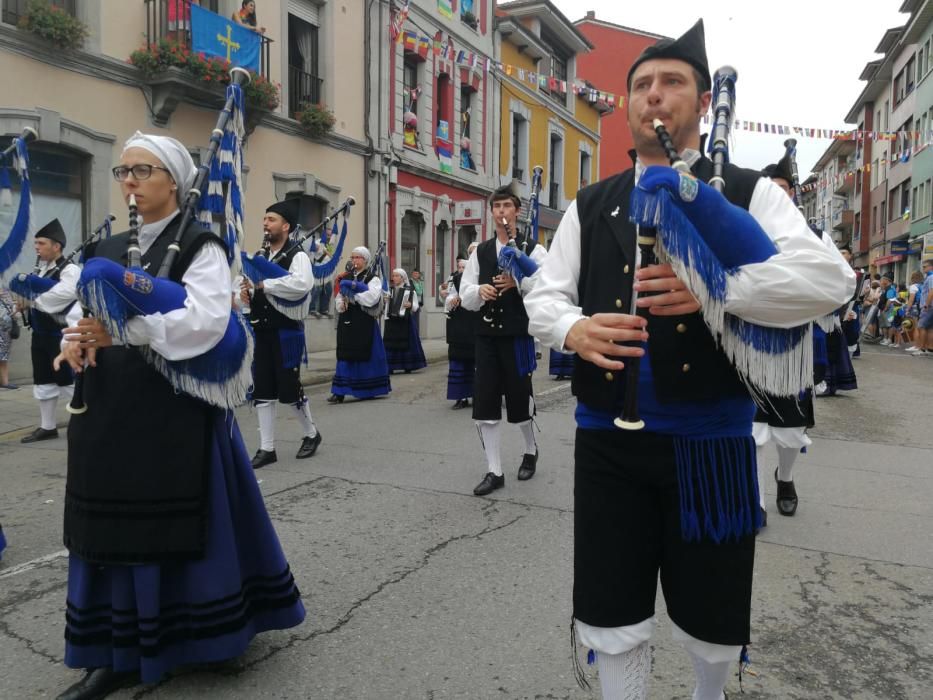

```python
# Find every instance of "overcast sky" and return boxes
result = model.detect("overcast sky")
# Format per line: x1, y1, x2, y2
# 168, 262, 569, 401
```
551, 0, 910, 177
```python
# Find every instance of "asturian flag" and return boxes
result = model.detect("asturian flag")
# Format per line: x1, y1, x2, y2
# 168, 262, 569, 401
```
191, 4, 260, 71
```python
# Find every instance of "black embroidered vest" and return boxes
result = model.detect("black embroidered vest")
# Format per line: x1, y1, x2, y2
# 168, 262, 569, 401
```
572, 157, 761, 411
249, 245, 306, 331
475, 236, 538, 337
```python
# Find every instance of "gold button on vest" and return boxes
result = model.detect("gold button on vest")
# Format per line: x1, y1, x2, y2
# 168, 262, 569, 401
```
604, 372, 614, 381
615, 299, 623, 308
682, 363, 691, 373
623, 264, 630, 274
676, 323, 687, 333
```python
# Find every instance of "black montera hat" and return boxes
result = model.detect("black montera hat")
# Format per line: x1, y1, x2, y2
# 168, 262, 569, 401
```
488, 181, 522, 209
265, 198, 300, 231
35, 218, 66, 247
627, 19, 711, 92
763, 152, 794, 184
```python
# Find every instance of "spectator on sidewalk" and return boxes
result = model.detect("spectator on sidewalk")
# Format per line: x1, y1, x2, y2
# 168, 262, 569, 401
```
0, 287, 20, 389
909, 259, 933, 356
877, 275, 897, 346
904, 271, 924, 350
862, 279, 882, 341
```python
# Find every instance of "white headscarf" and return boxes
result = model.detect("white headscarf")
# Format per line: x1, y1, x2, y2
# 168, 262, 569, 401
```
392, 268, 410, 287
122, 131, 197, 209
352, 246, 372, 265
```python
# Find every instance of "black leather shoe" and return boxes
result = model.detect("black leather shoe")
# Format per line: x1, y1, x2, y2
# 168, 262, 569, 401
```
55, 667, 139, 700
296, 432, 322, 459
473, 472, 504, 496
21, 427, 58, 444
251, 449, 277, 469
452, 399, 466, 409
757, 507, 768, 533
775, 468, 798, 516
326, 394, 344, 404
517, 450, 538, 481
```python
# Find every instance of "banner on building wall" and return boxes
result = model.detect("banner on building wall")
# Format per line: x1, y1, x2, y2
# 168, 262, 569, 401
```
924, 232, 933, 257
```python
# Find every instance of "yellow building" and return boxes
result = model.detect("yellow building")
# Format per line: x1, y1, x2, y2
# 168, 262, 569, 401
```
496, 0, 607, 242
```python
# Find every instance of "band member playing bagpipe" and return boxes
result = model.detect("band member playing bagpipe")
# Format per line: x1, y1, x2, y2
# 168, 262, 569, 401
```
327, 245, 391, 403
384, 267, 427, 373
525, 20, 855, 699
16, 219, 78, 443
752, 154, 855, 523
443, 244, 478, 409
240, 198, 321, 470
459, 184, 548, 496
52, 131, 304, 698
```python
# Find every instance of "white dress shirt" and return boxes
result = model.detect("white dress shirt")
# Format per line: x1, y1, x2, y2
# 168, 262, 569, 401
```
34, 259, 79, 315
459, 237, 549, 312
65, 210, 231, 362
262, 246, 313, 301
525, 168, 856, 352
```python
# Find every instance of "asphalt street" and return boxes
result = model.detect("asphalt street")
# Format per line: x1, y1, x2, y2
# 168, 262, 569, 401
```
0, 345, 931, 699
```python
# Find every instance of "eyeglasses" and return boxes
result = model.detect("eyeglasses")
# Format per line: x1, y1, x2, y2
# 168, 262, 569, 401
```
112, 164, 172, 181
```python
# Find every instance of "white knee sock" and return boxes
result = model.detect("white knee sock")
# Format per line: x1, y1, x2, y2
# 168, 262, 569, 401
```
39, 398, 57, 431
518, 419, 536, 454
292, 400, 317, 438
257, 401, 276, 451
776, 445, 798, 482
687, 651, 733, 700
596, 641, 651, 700
755, 443, 767, 510
673, 623, 740, 700
477, 421, 502, 476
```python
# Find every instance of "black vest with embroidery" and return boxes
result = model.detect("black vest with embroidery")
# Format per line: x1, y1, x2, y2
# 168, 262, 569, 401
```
475, 236, 538, 337
336, 269, 378, 361
64, 216, 224, 564
248, 246, 306, 331
30, 258, 73, 336
572, 157, 760, 412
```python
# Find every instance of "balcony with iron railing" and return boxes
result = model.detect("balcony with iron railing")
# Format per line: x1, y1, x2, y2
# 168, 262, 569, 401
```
288, 66, 323, 117
136, 0, 276, 126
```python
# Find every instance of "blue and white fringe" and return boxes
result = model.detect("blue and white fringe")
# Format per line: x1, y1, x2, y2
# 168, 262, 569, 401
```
0, 138, 33, 280
630, 189, 813, 399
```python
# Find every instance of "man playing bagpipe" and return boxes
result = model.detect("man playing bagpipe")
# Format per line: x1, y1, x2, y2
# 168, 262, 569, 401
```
51, 132, 304, 698
525, 20, 855, 700
327, 245, 391, 402
240, 198, 321, 469
459, 184, 548, 497
752, 156, 854, 523
18, 219, 78, 443
443, 245, 478, 409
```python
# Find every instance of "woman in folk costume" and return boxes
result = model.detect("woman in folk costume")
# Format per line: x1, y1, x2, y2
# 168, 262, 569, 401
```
444, 248, 477, 409
52, 133, 304, 700
327, 245, 391, 403
383, 267, 427, 373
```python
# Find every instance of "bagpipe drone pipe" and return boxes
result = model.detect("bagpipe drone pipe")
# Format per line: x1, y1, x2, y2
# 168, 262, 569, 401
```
239, 196, 355, 321
0, 127, 39, 281
74, 68, 254, 411
625, 65, 814, 407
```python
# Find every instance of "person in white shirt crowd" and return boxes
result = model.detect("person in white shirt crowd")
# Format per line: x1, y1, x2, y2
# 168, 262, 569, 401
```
240, 199, 321, 469
459, 184, 548, 496
524, 20, 854, 700
909, 258, 933, 355
19, 219, 78, 443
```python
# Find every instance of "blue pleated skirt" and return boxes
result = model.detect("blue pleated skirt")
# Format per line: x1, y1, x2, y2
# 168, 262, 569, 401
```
446, 358, 474, 400
548, 349, 575, 378
0, 524, 6, 560
331, 324, 392, 398
63, 412, 306, 684
386, 316, 427, 373
824, 329, 858, 393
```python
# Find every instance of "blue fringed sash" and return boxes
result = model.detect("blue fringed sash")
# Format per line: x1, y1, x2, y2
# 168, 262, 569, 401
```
514, 335, 537, 376
278, 327, 307, 370
674, 434, 762, 543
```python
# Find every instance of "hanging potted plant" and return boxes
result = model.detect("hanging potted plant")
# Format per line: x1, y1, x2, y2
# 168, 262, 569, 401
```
297, 102, 337, 139
17, 0, 88, 50
460, 10, 478, 30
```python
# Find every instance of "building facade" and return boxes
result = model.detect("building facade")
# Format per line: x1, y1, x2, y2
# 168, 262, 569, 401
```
495, 0, 602, 246
573, 10, 662, 181
0, 0, 369, 351
366, 0, 497, 338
